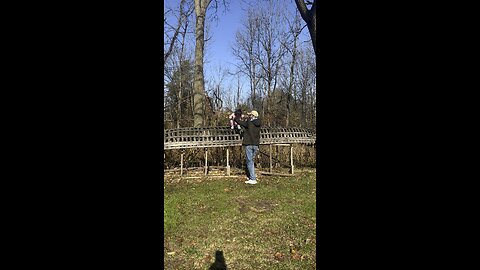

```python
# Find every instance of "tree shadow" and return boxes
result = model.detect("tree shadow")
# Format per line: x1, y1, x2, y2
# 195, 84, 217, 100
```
209, 250, 227, 270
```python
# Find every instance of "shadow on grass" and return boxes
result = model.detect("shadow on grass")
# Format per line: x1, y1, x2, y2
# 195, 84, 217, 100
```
209, 250, 227, 270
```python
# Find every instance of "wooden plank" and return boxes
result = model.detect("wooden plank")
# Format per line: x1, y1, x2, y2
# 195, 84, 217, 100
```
164, 168, 183, 172
204, 149, 208, 175
269, 144, 272, 173
226, 148, 230, 176
180, 153, 184, 177
290, 145, 294, 175
275, 145, 279, 168
207, 166, 228, 169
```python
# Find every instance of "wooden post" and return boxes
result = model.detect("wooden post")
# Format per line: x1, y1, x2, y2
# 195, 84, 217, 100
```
180, 153, 184, 177
290, 144, 294, 175
226, 148, 231, 176
275, 145, 279, 168
269, 144, 273, 173
204, 149, 208, 175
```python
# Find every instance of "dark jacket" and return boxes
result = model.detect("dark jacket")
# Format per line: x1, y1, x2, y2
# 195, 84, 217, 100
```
234, 117, 261, 145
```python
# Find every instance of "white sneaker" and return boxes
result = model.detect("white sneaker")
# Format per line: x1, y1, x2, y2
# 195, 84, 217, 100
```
245, 180, 257, 184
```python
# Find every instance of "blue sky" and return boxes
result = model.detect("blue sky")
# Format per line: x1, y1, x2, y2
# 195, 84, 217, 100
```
164, 0, 311, 107
204, 0, 244, 69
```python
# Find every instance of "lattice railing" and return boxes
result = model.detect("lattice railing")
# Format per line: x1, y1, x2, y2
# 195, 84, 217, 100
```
164, 127, 316, 150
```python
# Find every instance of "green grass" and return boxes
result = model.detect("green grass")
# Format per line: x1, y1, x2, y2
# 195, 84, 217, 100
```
164, 171, 316, 269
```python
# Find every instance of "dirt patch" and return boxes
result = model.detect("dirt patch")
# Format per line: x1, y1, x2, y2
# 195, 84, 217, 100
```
235, 198, 277, 213
197, 203, 212, 213
235, 198, 249, 213
254, 200, 277, 211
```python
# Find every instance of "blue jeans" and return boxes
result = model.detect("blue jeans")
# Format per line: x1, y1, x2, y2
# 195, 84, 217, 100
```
245, 145, 259, 181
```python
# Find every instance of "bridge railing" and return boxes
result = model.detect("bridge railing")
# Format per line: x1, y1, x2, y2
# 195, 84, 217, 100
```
164, 127, 315, 150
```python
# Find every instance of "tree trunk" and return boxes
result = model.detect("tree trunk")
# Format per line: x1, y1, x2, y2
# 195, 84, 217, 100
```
193, 0, 211, 127
236, 76, 241, 108
251, 60, 256, 109
286, 35, 298, 127
294, 0, 316, 56
178, 18, 189, 128
266, 58, 271, 126
177, 69, 182, 129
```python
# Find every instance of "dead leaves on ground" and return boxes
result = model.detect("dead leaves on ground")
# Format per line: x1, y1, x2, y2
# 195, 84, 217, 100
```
274, 252, 284, 261
204, 254, 212, 263
289, 243, 308, 261
274, 248, 306, 261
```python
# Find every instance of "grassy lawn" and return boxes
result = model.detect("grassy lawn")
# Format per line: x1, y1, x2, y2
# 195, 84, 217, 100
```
164, 170, 316, 269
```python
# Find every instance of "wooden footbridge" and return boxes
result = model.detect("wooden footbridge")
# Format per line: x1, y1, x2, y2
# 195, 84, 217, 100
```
164, 127, 316, 178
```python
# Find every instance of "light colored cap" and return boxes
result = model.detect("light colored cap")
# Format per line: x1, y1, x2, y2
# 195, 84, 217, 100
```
249, 110, 259, 117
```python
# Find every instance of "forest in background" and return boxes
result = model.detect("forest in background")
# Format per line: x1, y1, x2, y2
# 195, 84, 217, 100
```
164, 0, 317, 132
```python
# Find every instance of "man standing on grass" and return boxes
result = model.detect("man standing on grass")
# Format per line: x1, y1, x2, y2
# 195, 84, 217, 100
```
234, 110, 261, 184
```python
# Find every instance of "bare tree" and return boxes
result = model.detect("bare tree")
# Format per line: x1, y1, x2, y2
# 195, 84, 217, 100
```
232, 8, 262, 110
255, 1, 288, 125
175, 10, 193, 128
192, 0, 210, 127
281, 9, 302, 127
164, 0, 194, 63
294, 43, 316, 128
294, 0, 316, 56
235, 74, 242, 108
165, 0, 316, 129
205, 64, 229, 125
163, 0, 196, 128
193, 0, 228, 127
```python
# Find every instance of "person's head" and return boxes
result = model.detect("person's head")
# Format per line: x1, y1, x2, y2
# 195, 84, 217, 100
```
248, 110, 259, 119
234, 109, 242, 117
